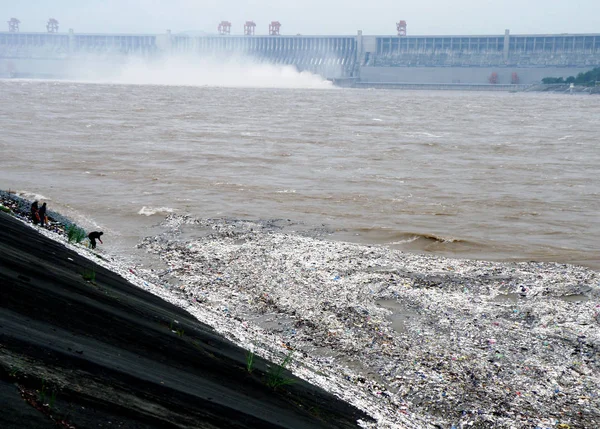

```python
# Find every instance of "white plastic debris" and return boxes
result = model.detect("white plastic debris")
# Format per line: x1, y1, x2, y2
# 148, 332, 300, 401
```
134, 214, 600, 428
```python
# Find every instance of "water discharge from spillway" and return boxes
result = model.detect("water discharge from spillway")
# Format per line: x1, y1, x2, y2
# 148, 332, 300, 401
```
66, 55, 335, 89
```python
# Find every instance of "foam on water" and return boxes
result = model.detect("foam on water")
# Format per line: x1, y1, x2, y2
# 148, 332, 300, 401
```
138, 206, 175, 216
16, 190, 51, 202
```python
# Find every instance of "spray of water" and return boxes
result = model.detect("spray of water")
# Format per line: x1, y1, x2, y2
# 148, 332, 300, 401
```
67, 54, 334, 89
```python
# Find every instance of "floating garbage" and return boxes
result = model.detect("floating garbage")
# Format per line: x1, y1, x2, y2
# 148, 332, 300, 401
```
135, 214, 600, 428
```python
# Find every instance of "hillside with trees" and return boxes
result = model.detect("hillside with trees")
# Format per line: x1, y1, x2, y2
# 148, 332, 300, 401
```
542, 67, 600, 85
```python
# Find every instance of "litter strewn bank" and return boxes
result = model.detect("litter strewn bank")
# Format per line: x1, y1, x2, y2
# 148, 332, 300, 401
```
138, 214, 600, 429
0, 201, 371, 429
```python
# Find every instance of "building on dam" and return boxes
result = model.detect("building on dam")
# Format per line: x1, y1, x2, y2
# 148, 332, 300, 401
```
1, 18, 599, 87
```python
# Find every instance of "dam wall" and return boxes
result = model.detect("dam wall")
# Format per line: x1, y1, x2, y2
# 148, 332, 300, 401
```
0, 31, 159, 57
169, 34, 357, 78
0, 31, 356, 80
358, 32, 600, 85
1, 29, 599, 85
366, 33, 600, 67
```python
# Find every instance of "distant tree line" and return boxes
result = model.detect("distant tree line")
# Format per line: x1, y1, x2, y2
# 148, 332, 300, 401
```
542, 67, 600, 86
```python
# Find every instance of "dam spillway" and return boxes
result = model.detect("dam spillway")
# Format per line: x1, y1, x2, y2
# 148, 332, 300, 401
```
170, 34, 358, 78
1, 29, 599, 85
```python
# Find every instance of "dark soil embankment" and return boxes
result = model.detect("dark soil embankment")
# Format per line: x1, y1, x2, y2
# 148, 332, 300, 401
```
0, 211, 368, 428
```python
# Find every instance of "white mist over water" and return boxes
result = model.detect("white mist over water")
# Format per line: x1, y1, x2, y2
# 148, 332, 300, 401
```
67, 55, 334, 89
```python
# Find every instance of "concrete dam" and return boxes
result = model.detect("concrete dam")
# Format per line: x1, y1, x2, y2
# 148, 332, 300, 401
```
1, 28, 600, 86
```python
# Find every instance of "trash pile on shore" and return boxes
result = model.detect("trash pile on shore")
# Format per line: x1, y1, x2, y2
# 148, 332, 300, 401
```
3, 190, 599, 428
138, 214, 600, 429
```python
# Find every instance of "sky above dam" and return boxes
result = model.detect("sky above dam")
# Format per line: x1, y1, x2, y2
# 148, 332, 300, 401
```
5, 0, 599, 36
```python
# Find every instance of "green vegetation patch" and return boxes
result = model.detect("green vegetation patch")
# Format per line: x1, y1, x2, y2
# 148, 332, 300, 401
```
82, 268, 96, 283
542, 66, 600, 86
266, 350, 296, 389
246, 350, 255, 374
67, 224, 87, 243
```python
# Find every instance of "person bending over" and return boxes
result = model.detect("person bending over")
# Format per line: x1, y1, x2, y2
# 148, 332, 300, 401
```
88, 231, 103, 249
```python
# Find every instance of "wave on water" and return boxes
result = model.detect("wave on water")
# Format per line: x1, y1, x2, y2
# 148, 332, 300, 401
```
387, 232, 464, 245
66, 55, 334, 89
16, 190, 51, 202
414, 232, 464, 243
401, 131, 442, 138
352, 226, 465, 245
138, 206, 175, 217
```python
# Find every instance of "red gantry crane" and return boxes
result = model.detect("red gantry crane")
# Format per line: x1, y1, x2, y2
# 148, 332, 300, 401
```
244, 21, 256, 36
396, 20, 407, 36
269, 21, 281, 36
217, 21, 231, 35
47, 18, 59, 33
8, 17, 20, 32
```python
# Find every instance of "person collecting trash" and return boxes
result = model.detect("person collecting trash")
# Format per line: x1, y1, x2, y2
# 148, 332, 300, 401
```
88, 231, 103, 249
38, 202, 47, 227
30, 201, 40, 225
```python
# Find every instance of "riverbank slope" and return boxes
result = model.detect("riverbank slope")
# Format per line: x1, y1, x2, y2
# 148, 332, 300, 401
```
0, 211, 368, 428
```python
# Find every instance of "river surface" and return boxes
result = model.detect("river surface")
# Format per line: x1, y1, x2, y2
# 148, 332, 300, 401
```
1, 79, 598, 269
